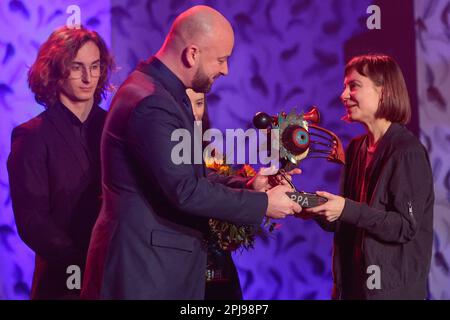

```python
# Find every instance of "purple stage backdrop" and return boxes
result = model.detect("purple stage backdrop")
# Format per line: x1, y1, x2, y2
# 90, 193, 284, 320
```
0, 0, 449, 300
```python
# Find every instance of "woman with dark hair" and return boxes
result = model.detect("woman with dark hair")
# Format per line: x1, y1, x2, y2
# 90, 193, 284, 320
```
300, 54, 434, 299
7, 26, 114, 299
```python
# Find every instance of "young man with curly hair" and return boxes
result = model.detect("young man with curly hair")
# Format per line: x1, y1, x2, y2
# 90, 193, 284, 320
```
7, 26, 114, 300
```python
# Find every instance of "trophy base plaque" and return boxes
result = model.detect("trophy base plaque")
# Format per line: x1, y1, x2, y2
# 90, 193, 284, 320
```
286, 191, 327, 208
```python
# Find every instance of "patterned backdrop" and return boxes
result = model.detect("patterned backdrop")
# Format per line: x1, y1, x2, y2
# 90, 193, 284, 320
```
0, 0, 448, 299
414, 0, 450, 300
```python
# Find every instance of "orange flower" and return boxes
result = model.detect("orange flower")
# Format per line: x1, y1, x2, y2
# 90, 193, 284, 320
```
237, 164, 257, 177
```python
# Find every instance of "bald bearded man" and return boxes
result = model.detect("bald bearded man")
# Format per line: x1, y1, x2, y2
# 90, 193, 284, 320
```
81, 5, 300, 300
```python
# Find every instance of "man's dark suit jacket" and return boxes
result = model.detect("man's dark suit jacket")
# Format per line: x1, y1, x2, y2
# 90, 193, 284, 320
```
81, 57, 267, 300
7, 103, 106, 299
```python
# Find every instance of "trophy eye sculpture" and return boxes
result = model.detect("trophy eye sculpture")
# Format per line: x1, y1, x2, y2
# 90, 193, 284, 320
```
253, 106, 345, 208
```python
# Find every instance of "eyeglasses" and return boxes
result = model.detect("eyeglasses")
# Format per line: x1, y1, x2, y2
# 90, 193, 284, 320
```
68, 62, 101, 79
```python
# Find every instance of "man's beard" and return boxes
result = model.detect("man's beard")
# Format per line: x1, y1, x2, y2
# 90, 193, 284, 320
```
192, 67, 213, 93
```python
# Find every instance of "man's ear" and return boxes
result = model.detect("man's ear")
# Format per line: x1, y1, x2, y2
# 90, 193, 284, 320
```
184, 45, 200, 68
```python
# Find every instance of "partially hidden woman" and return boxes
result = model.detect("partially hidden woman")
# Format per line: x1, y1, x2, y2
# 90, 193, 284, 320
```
186, 88, 243, 300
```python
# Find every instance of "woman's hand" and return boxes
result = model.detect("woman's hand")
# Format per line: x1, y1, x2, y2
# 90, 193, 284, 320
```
303, 191, 345, 222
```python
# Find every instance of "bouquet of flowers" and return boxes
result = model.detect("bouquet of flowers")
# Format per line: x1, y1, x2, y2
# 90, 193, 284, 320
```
205, 160, 279, 252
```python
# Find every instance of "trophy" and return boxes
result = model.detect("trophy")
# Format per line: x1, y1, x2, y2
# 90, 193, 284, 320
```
205, 107, 345, 285
253, 106, 345, 207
